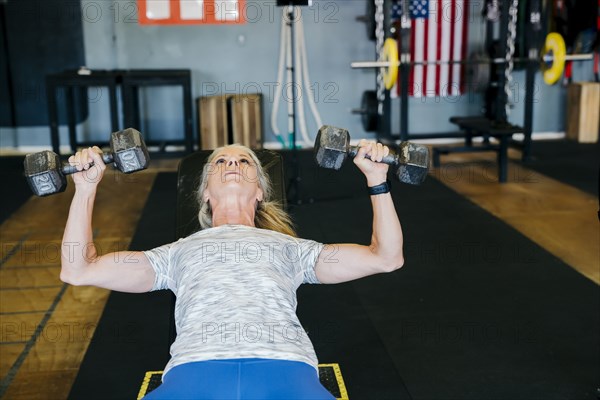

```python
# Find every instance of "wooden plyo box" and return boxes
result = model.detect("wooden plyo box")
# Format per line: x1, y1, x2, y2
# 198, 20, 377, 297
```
198, 95, 229, 150
230, 93, 263, 149
566, 82, 600, 143
197, 93, 263, 149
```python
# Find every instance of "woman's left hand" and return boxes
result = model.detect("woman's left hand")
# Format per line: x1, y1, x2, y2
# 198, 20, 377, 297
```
353, 139, 390, 186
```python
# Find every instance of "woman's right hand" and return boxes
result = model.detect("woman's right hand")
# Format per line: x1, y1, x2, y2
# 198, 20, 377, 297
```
68, 146, 106, 193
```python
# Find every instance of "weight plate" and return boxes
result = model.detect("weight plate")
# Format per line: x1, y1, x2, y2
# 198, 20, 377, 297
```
361, 90, 378, 132
467, 52, 491, 92
541, 32, 567, 85
382, 38, 399, 90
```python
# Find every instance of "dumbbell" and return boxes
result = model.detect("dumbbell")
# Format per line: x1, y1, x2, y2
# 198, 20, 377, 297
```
314, 125, 430, 185
24, 128, 150, 197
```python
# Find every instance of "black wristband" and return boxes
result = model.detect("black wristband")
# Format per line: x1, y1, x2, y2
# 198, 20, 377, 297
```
367, 179, 391, 195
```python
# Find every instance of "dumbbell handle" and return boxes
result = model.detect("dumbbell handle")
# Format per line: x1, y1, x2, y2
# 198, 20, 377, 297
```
348, 145, 399, 166
61, 153, 114, 175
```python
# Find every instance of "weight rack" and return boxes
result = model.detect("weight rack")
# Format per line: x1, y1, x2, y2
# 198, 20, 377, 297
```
370, 0, 543, 164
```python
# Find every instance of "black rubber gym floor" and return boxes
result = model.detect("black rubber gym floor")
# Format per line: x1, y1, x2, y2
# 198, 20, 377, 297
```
67, 149, 599, 400
521, 139, 600, 197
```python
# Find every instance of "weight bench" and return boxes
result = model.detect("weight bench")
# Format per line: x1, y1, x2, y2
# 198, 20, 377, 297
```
432, 116, 523, 182
175, 149, 286, 239
137, 364, 349, 399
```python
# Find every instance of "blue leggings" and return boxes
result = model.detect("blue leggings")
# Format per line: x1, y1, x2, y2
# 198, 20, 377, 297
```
142, 358, 335, 400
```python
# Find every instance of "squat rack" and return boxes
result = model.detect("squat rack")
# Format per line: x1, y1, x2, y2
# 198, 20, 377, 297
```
368, 0, 545, 161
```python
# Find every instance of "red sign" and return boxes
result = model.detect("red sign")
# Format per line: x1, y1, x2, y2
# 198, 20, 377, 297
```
138, 0, 246, 25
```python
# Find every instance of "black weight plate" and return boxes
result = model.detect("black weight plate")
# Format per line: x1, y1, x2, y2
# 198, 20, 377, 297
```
361, 90, 378, 132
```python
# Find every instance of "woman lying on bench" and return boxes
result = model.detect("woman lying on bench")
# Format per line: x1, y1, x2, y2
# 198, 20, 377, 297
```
60, 141, 405, 399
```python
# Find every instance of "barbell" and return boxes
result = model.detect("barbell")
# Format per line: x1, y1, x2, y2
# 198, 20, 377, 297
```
354, 33, 595, 89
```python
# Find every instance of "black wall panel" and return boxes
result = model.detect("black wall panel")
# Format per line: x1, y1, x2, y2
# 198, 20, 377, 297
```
1, 0, 86, 127
0, 3, 14, 126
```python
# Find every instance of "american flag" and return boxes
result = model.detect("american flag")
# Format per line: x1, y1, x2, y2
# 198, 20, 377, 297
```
391, 0, 470, 97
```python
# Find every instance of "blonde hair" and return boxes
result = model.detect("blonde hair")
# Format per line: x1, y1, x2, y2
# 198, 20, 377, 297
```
196, 144, 297, 237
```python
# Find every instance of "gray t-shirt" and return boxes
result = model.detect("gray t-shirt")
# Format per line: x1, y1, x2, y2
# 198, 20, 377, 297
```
143, 224, 325, 377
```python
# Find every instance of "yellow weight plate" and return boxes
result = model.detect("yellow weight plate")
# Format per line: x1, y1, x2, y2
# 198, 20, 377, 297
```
381, 38, 399, 90
541, 32, 566, 85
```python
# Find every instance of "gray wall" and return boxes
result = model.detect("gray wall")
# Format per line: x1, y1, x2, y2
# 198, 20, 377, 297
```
0, 0, 596, 149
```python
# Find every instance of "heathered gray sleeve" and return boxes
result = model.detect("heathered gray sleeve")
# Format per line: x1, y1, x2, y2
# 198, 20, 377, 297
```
295, 238, 325, 284
143, 242, 176, 292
